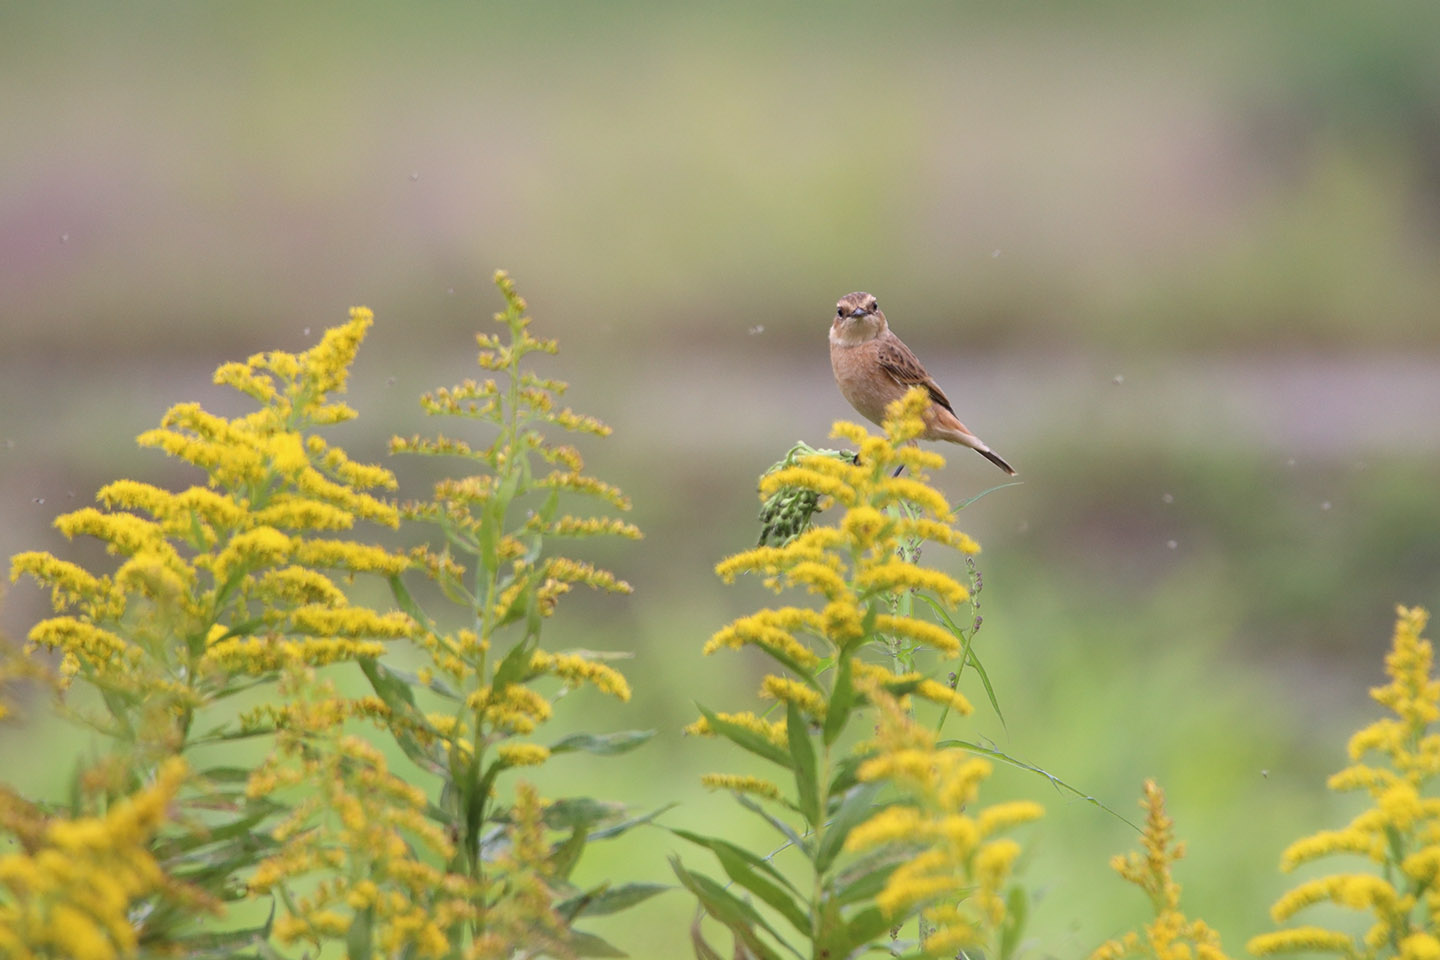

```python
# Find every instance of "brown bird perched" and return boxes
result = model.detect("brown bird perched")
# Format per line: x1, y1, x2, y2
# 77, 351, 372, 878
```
829, 291, 1016, 475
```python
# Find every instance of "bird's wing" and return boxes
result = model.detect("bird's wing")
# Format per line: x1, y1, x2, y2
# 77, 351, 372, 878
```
877, 335, 955, 413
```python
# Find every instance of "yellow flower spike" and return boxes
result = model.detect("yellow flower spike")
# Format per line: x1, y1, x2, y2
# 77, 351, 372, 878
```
699, 773, 783, 801
684, 711, 787, 747
874, 475, 952, 519
1254, 608, 1440, 955
845, 806, 934, 853
843, 689, 1040, 954
856, 559, 968, 606
881, 388, 933, 444
840, 505, 890, 549
497, 743, 551, 767
872, 613, 963, 657
1093, 780, 1232, 960
9, 552, 109, 609
759, 675, 827, 719
541, 652, 633, 701
1402, 932, 1440, 960
913, 678, 974, 715
759, 465, 857, 506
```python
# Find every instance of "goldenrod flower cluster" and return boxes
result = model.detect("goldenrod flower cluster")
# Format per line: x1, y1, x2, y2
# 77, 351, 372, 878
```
361, 272, 642, 955
846, 689, 1043, 956
1091, 780, 1231, 960
469, 783, 574, 960
390, 272, 637, 777
0, 758, 210, 960
1250, 606, 1440, 958
699, 387, 982, 738
9, 308, 415, 713
6, 308, 423, 954
247, 669, 476, 959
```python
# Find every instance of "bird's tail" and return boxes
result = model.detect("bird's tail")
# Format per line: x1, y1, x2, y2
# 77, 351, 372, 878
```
932, 421, 1018, 475
978, 448, 1017, 476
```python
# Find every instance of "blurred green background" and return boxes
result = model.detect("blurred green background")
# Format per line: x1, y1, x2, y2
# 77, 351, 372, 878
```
4, 3, 1440, 956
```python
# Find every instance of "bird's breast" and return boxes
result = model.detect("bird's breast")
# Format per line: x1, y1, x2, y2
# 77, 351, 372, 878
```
830, 340, 899, 426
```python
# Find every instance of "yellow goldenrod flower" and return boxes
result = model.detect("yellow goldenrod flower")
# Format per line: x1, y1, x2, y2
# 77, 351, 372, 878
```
497, 743, 551, 767
1255, 608, 1440, 955
683, 710, 787, 747
700, 773, 783, 801
1249, 925, 1359, 955
537, 651, 633, 701
856, 558, 968, 606
760, 675, 828, 719
0, 758, 209, 959
844, 690, 1039, 955
1091, 780, 1232, 960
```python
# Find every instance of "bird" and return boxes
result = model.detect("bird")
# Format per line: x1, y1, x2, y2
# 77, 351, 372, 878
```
829, 291, 1016, 475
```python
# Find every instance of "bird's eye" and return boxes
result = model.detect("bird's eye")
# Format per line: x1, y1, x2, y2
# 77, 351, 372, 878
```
870, 300, 878, 311
836, 307, 844, 317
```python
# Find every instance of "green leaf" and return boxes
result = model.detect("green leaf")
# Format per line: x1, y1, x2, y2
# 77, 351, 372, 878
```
669, 857, 797, 960
695, 703, 790, 768
667, 829, 799, 893
814, 782, 884, 875
939, 739, 1140, 831
787, 701, 820, 827
823, 653, 853, 747
832, 854, 903, 906
590, 802, 677, 841
734, 794, 811, 857
668, 829, 808, 932
549, 729, 655, 756
345, 905, 374, 960
161, 902, 275, 958
953, 480, 1023, 510
840, 905, 892, 954
387, 571, 432, 634
568, 929, 629, 958
557, 882, 670, 920
491, 635, 538, 692
543, 796, 627, 831
913, 593, 1005, 727
1000, 884, 1028, 960
711, 845, 810, 935
376, 661, 462, 702
550, 826, 587, 882
358, 656, 419, 711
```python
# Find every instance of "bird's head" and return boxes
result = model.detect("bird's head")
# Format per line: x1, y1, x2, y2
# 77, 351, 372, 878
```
831, 291, 886, 345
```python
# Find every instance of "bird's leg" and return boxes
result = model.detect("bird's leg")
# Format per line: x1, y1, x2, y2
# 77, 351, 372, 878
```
892, 438, 919, 478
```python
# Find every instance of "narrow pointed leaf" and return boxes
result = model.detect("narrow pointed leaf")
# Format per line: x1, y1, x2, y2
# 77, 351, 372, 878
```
696, 703, 790, 767
667, 830, 798, 891
550, 730, 655, 756
591, 802, 677, 840
558, 882, 670, 920
569, 929, 628, 957
786, 702, 820, 827
823, 654, 853, 746
814, 782, 885, 874
833, 854, 903, 906
841, 905, 892, 953
939, 739, 1139, 830
734, 794, 811, 857
669, 857, 796, 960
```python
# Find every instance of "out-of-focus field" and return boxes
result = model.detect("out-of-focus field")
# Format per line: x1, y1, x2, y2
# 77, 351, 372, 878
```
3, 4, 1440, 956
